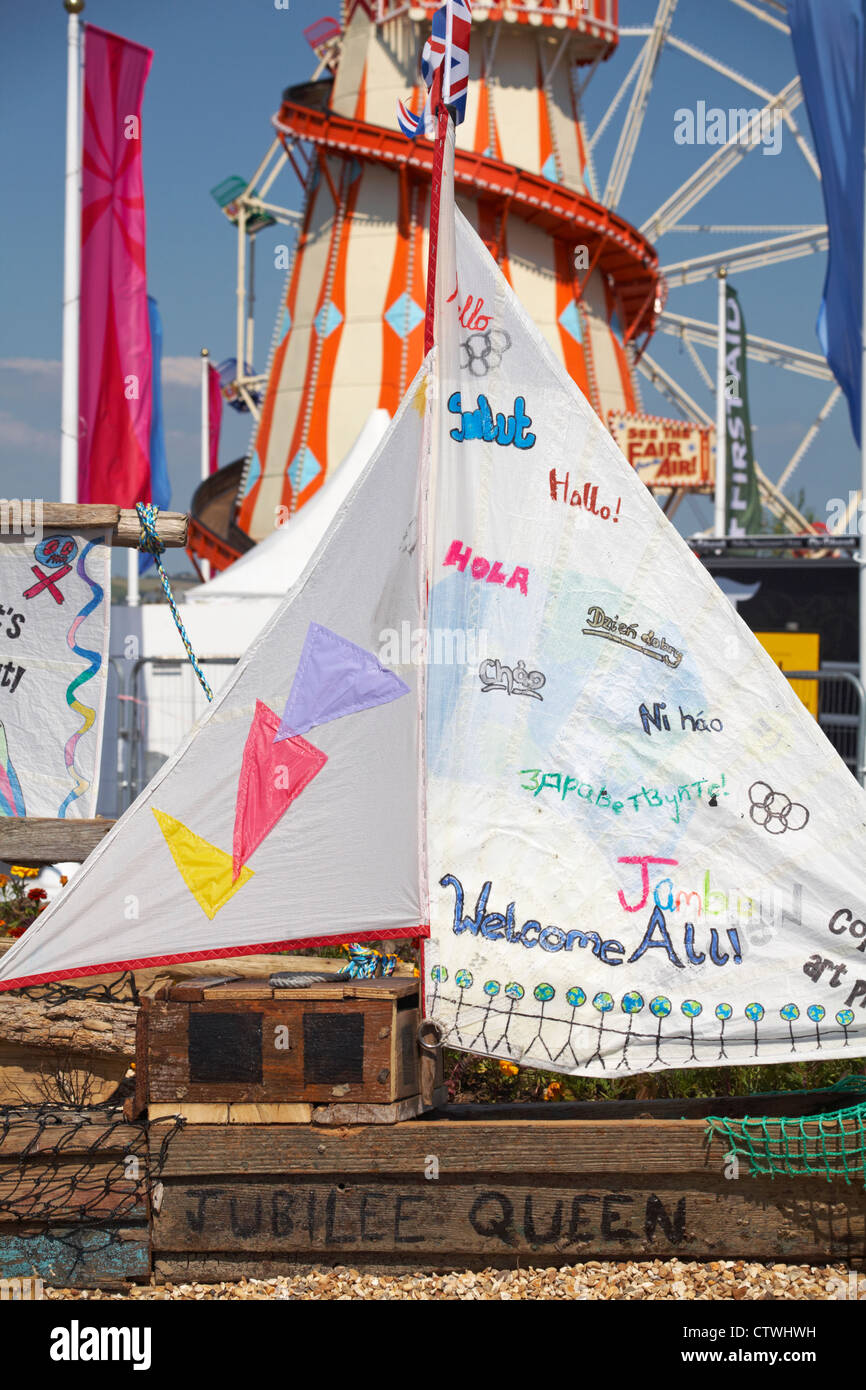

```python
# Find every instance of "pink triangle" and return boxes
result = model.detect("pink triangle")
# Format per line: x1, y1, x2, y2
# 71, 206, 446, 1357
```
232, 700, 327, 880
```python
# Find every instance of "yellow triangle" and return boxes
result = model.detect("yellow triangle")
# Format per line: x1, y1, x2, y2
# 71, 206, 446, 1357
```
153, 808, 253, 920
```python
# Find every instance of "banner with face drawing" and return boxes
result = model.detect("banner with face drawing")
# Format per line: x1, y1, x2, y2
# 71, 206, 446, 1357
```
423, 129, 866, 1075
0, 527, 111, 819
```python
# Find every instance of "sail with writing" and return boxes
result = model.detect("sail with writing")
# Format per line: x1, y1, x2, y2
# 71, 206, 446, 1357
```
422, 123, 866, 1074
2, 19, 865, 1083
0, 375, 429, 989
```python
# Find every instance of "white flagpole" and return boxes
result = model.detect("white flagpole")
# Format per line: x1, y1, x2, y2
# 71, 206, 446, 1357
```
200, 348, 211, 583
60, 0, 85, 504
713, 267, 728, 538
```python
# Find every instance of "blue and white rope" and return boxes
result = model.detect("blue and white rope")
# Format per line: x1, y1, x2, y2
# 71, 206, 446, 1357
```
135, 502, 213, 702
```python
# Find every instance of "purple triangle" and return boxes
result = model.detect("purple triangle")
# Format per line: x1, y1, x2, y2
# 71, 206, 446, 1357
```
274, 623, 410, 743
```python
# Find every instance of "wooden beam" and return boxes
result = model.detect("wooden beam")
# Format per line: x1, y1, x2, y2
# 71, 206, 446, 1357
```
0, 817, 115, 863
0, 503, 188, 549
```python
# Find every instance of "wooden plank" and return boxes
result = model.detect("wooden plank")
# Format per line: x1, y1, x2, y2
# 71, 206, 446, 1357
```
152, 1176, 866, 1262
228, 1104, 312, 1124
147, 1102, 313, 1124
0, 1161, 147, 1223
0, 818, 115, 864
202, 981, 274, 1000
168, 978, 243, 1002
149, 1117, 725, 1177
313, 1087, 447, 1126
0, 1225, 149, 1289
0, 502, 188, 550
0, 1120, 142, 1159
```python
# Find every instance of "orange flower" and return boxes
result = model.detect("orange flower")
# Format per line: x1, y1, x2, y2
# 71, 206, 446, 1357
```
59, 876, 68, 887
10, 865, 39, 878
543, 1081, 563, 1101
0, 874, 8, 887
498, 1060, 519, 1076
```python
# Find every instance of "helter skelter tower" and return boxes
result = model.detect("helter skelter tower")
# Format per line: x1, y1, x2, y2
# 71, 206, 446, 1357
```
215, 0, 662, 550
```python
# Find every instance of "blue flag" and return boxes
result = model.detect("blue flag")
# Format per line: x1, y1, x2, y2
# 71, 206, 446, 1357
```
787, 0, 866, 445
141, 296, 172, 573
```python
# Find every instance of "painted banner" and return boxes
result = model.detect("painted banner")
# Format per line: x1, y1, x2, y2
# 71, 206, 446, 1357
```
79, 26, 154, 506
723, 284, 762, 536
423, 123, 866, 1074
608, 412, 713, 490
0, 528, 111, 819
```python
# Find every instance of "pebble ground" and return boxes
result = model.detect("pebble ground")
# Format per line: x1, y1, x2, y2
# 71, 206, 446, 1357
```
44, 1260, 859, 1299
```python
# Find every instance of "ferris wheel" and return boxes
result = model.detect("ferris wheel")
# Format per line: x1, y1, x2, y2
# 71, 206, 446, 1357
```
190, 0, 844, 569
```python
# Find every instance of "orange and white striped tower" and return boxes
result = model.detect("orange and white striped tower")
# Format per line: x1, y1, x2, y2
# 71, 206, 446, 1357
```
237, 0, 663, 544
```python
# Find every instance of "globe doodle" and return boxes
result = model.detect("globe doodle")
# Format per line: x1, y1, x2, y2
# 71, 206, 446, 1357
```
431, 965, 447, 983
745, 1002, 765, 1022
504, 982, 524, 1001
650, 996, 672, 1018
455, 969, 473, 989
534, 983, 555, 1003
566, 987, 586, 1008
621, 991, 644, 1015
780, 1003, 800, 1022
483, 980, 501, 997
592, 991, 614, 1013
807, 1005, 825, 1023
715, 1003, 733, 1021
681, 999, 702, 1019
836, 1009, 855, 1028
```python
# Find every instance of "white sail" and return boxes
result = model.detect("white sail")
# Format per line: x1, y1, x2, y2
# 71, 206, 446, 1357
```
0, 379, 428, 988
423, 130, 866, 1073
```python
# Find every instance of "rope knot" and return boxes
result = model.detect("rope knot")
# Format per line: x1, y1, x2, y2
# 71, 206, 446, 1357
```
135, 502, 165, 556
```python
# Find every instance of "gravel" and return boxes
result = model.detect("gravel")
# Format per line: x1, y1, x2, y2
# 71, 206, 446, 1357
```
44, 1260, 856, 1300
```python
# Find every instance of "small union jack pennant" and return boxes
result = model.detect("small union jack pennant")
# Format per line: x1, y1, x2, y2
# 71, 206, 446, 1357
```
396, 0, 472, 139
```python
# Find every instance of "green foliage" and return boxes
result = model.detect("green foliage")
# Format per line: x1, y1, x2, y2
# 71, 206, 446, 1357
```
444, 1050, 862, 1104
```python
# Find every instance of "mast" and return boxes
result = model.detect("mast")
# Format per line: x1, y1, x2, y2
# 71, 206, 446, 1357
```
714, 266, 727, 537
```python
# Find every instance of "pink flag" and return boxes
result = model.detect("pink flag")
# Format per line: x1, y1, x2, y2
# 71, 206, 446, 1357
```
208, 363, 223, 474
233, 701, 327, 880
78, 26, 153, 506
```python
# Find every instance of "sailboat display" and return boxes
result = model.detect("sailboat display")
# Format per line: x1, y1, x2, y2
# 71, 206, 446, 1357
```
2, 8, 865, 1082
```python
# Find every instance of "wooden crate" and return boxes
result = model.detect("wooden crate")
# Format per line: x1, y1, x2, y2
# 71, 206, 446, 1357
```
137, 974, 425, 1111
150, 1093, 866, 1279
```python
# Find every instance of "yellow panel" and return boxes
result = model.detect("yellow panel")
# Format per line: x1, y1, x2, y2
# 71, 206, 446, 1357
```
754, 632, 820, 718
153, 809, 253, 919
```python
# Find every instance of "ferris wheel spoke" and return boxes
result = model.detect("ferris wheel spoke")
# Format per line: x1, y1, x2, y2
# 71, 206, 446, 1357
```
640, 78, 803, 240
635, 349, 713, 426
727, 0, 790, 35
776, 386, 843, 493
587, 40, 646, 153
602, 0, 678, 212
665, 34, 775, 103
658, 312, 834, 381
661, 227, 828, 285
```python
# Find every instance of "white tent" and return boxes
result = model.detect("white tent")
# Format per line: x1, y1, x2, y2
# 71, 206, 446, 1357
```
98, 411, 391, 815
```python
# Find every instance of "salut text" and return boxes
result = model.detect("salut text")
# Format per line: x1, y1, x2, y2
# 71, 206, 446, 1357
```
447, 392, 536, 448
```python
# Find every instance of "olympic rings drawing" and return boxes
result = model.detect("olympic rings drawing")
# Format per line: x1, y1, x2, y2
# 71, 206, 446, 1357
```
459, 328, 512, 376
748, 780, 810, 835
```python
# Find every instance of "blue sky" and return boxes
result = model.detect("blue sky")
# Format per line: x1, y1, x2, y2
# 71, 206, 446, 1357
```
0, 0, 857, 564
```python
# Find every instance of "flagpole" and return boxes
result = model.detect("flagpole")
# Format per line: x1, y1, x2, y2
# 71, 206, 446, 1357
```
60, 0, 84, 504
200, 348, 211, 582
424, 65, 447, 356
713, 267, 727, 538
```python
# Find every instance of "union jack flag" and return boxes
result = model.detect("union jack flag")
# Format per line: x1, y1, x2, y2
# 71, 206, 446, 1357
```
396, 0, 472, 138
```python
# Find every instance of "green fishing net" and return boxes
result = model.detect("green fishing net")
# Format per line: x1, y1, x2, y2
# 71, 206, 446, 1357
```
705, 1076, 866, 1185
